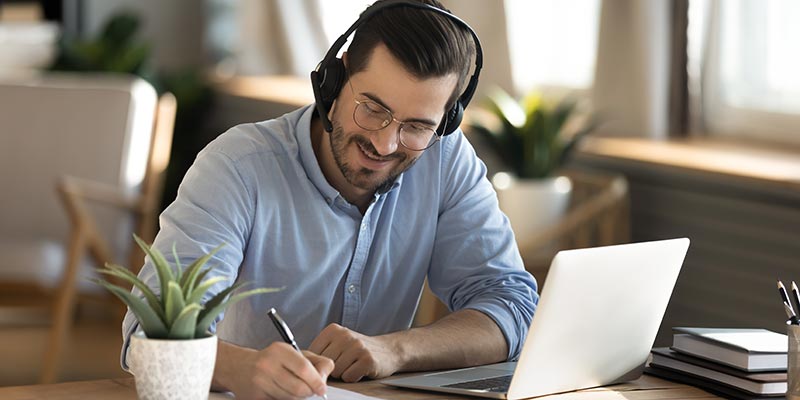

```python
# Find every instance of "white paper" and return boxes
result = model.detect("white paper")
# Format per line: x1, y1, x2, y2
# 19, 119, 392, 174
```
314, 386, 386, 400
209, 385, 385, 399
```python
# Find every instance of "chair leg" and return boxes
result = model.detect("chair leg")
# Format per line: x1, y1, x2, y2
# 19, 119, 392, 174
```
40, 229, 86, 384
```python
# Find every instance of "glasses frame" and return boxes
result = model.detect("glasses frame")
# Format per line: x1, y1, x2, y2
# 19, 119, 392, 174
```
348, 80, 444, 151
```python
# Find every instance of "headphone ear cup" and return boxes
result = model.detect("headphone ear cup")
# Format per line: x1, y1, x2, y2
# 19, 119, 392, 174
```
439, 101, 464, 136
319, 58, 346, 107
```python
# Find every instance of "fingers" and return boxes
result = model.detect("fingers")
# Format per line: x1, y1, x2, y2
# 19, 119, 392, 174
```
304, 351, 335, 379
308, 323, 343, 355
341, 357, 375, 383
257, 342, 328, 399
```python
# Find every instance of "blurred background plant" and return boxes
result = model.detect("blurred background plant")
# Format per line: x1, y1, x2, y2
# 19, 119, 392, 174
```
48, 11, 214, 214
469, 87, 598, 180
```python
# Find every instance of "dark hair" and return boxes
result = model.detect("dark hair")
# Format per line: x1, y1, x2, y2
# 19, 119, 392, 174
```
346, 0, 476, 110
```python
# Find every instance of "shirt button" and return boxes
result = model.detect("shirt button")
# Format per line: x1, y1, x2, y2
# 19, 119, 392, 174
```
347, 284, 356, 293
360, 224, 367, 231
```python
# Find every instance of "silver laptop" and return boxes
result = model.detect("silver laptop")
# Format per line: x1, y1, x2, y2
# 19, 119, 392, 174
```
383, 238, 690, 399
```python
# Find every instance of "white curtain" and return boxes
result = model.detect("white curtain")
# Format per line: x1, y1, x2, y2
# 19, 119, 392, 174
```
592, 0, 673, 138
233, 0, 328, 76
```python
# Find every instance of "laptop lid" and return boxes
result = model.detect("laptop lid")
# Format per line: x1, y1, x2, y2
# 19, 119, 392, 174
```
383, 238, 689, 399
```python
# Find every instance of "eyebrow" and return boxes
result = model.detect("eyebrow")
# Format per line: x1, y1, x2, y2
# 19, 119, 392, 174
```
360, 91, 440, 127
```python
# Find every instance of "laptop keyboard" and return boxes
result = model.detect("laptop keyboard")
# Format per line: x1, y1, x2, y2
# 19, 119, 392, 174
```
442, 374, 513, 393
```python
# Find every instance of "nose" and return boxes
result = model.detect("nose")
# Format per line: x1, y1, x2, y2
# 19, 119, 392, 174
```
369, 124, 400, 156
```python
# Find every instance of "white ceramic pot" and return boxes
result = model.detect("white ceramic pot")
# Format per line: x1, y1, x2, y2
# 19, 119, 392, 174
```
492, 173, 573, 246
129, 332, 218, 400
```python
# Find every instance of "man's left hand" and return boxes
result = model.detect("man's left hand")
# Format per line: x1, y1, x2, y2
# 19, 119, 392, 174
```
308, 323, 402, 382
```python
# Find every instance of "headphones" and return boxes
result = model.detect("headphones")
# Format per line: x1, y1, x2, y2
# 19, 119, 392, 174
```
310, 0, 483, 137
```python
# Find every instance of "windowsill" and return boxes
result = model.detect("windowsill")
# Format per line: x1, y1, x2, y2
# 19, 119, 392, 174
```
209, 74, 313, 107
577, 135, 800, 190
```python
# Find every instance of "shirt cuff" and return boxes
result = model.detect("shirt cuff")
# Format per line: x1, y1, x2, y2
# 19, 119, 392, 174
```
465, 297, 534, 361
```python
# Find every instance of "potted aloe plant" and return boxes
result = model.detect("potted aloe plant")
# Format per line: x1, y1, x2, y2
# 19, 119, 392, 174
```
469, 87, 597, 245
94, 235, 280, 400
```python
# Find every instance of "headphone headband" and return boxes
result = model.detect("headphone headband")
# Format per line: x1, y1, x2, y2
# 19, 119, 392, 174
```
311, 0, 483, 137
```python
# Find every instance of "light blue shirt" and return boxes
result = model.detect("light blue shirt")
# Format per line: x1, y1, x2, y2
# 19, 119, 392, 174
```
121, 104, 538, 368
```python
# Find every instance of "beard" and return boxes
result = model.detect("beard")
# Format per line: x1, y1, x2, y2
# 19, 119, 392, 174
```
328, 119, 415, 194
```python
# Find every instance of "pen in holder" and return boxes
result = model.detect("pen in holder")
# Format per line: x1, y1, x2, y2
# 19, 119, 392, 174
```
788, 324, 800, 400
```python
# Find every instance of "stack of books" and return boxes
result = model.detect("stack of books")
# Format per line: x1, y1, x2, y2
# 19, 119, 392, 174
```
646, 327, 788, 400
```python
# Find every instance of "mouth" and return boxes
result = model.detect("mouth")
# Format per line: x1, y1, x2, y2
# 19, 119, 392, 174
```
357, 142, 390, 161
355, 142, 394, 169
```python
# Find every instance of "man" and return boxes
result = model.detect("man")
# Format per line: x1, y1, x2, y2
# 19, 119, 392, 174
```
122, 1, 538, 399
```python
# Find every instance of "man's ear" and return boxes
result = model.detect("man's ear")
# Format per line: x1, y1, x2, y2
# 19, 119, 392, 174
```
342, 52, 349, 69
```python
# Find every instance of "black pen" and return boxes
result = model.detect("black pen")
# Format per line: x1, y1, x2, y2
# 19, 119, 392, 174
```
785, 302, 799, 325
268, 308, 328, 400
778, 281, 796, 316
268, 307, 301, 351
790, 281, 800, 318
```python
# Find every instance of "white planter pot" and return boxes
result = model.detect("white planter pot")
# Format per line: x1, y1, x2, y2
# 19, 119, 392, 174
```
129, 332, 218, 400
492, 173, 573, 246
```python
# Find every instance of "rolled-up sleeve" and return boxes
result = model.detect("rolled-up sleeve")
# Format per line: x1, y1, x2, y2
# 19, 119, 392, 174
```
120, 138, 256, 370
428, 132, 539, 360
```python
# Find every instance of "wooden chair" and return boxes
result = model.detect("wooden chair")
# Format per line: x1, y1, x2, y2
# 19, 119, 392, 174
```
413, 169, 630, 326
0, 74, 175, 383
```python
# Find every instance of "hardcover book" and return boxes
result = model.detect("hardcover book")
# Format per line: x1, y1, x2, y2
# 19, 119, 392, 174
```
645, 366, 785, 400
671, 327, 787, 371
650, 347, 786, 395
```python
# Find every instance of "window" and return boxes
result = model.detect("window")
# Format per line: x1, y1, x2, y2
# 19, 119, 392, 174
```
689, 0, 800, 144
504, 0, 601, 96
317, 0, 373, 50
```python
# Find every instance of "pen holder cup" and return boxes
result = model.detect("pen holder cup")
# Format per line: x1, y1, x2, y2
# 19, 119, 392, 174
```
789, 325, 800, 400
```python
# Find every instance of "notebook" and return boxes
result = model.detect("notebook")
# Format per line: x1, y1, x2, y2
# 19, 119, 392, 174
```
382, 238, 690, 399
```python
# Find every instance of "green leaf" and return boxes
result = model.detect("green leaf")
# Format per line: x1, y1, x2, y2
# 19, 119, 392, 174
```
179, 243, 225, 295
196, 282, 247, 323
164, 281, 185, 326
98, 264, 165, 323
172, 243, 182, 281
187, 276, 229, 305
92, 279, 168, 338
488, 88, 525, 128
195, 287, 282, 338
168, 303, 203, 339
134, 234, 174, 300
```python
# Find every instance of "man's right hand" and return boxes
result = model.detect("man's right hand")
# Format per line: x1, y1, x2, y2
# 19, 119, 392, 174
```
214, 340, 334, 400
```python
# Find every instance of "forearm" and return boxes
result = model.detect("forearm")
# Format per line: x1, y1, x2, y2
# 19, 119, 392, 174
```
388, 309, 508, 372
211, 340, 256, 392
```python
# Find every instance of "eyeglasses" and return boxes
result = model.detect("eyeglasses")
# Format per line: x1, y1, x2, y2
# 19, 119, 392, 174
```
348, 81, 443, 151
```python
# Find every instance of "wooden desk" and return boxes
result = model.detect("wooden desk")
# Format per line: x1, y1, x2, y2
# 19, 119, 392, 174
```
0, 374, 718, 399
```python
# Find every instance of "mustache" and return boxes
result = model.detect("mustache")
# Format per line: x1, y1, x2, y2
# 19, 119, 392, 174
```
351, 135, 404, 161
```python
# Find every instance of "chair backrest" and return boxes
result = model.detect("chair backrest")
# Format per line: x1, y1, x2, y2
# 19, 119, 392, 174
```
0, 74, 158, 250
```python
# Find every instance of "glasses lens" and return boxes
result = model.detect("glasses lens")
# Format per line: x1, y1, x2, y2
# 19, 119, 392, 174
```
354, 101, 391, 131
400, 125, 437, 151
353, 100, 440, 151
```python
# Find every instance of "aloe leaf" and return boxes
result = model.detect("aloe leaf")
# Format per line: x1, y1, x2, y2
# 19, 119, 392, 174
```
194, 265, 215, 286
195, 287, 282, 338
187, 276, 229, 305
488, 88, 525, 128
196, 282, 247, 323
92, 279, 168, 338
134, 234, 174, 298
172, 242, 182, 281
164, 281, 185, 326
168, 303, 203, 339
179, 243, 225, 295
99, 265, 165, 322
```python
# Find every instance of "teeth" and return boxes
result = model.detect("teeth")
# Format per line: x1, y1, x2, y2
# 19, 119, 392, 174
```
359, 144, 386, 161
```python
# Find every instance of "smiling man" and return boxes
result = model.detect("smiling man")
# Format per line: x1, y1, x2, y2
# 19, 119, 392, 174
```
121, 1, 538, 399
